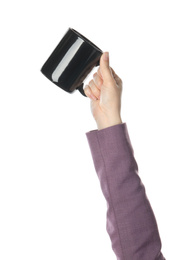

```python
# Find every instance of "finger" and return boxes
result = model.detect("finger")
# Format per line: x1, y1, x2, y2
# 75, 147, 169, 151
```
88, 79, 100, 99
98, 63, 119, 85
93, 72, 103, 90
111, 67, 123, 86
84, 84, 98, 101
99, 52, 114, 83
97, 67, 103, 79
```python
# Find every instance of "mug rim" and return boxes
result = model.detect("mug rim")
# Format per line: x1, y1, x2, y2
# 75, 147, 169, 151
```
70, 28, 103, 53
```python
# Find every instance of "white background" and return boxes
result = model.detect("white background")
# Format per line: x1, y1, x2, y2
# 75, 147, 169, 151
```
0, 0, 186, 259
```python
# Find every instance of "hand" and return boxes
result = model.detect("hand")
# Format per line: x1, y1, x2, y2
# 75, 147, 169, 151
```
84, 52, 123, 130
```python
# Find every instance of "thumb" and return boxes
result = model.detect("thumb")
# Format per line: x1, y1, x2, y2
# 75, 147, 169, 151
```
100, 52, 113, 83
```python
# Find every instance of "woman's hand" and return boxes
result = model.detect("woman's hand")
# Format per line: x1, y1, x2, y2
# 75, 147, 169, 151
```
84, 52, 123, 130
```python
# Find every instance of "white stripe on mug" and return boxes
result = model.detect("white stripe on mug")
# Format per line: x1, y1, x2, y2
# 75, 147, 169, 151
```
52, 38, 84, 82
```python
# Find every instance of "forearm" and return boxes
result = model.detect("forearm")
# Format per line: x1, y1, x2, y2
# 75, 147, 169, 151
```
86, 123, 165, 260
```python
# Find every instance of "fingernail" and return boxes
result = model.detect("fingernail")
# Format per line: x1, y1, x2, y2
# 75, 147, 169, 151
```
103, 52, 109, 61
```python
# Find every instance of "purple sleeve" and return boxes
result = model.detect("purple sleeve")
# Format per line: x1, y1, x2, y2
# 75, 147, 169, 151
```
86, 123, 165, 260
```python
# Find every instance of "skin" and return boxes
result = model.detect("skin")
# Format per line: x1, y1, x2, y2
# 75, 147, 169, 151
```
84, 52, 123, 130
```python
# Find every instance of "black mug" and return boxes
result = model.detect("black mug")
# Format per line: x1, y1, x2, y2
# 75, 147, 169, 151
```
41, 28, 103, 97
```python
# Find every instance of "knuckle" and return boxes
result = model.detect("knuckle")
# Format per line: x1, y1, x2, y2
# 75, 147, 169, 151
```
84, 85, 89, 92
84, 85, 91, 94
98, 80, 103, 88
89, 80, 93, 86
94, 74, 103, 87
92, 86, 100, 98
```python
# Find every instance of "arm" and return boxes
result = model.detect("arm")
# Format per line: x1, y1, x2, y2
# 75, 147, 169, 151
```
86, 123, 165, 260
84, 52, 165, 259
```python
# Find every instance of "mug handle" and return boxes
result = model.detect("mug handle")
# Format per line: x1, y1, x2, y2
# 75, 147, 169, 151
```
77, 83, 86, 97
77, 59, 100, 97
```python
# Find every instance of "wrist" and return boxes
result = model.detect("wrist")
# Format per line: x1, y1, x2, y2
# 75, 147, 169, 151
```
97, 116, 122, 130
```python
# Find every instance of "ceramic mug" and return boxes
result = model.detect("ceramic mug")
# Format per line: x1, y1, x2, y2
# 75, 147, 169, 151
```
41, 28, 103, 96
